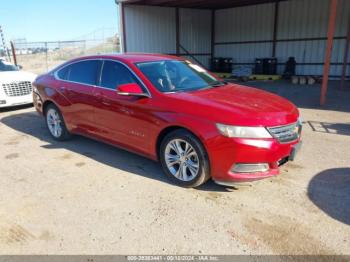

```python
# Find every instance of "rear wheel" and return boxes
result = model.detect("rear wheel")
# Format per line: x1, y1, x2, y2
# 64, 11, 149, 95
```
160, 129, 210, 188
45, 104, 71, 141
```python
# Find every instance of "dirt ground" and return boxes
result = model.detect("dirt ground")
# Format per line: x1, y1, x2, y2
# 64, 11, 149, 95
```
0, 81, 349, 255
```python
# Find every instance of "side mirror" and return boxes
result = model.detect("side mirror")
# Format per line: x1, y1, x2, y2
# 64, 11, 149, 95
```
116, 83, 149, 97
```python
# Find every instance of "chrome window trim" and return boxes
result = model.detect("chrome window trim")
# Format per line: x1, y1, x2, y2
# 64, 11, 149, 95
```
53, 58, 152, 98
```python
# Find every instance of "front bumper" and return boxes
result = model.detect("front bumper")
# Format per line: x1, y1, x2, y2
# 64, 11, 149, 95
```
33, 91, 44, 114
208, 136, 302, 184
0, 94, 33, 108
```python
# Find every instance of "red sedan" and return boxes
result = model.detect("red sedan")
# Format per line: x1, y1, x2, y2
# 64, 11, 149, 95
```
33, 54, 302, 187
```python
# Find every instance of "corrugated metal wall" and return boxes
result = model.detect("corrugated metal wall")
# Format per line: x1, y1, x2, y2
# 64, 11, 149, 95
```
215, 3, 275, 64
215, 3, 275, 42
330, 0, 349, 77
276, 0, 330, 76
123, 0, 349, 77
276, 0, 350, 76
215, 0, 350, 77
179, 8, 212, 68
179, 9, 211, 54
124, 5, 176, 54
124, 5, 212, 68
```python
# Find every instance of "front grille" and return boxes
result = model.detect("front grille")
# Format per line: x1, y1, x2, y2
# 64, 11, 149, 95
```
268, 122, 301, 143
2, 81, 33, 97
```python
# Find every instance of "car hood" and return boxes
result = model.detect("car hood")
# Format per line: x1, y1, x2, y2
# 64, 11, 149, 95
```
166, 83, 299, 126
0, 71, 37, 83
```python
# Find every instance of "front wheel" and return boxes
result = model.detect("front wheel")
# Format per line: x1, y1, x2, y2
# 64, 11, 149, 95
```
160, 129, 210, 188
45, 104, 72, 141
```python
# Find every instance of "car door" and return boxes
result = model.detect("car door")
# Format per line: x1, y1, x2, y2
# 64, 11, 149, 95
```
92, 60, 153, 155
56, 59, 101, 134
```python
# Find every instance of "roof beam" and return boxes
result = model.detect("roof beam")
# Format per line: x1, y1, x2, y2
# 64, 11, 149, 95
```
119, 0, 286, 9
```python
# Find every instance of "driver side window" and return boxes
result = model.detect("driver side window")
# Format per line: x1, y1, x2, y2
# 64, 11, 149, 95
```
100, 60, 140, 90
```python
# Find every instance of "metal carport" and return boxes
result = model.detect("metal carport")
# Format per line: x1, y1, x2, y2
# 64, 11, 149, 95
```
116, 0, 350, 105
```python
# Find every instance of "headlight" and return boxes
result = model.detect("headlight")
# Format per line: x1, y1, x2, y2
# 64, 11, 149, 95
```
216, 124, 272, 138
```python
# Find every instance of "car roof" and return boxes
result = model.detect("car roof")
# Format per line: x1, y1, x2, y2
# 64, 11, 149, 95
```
72, 53, 183, 64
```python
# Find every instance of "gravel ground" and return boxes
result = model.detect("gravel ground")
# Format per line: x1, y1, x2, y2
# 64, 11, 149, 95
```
0, 81, 349, 255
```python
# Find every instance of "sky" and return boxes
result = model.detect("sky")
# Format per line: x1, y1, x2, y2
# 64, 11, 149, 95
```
0, 0, 120, 42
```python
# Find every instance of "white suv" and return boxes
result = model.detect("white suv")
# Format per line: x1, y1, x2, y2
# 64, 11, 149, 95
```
0, 58, 37, 108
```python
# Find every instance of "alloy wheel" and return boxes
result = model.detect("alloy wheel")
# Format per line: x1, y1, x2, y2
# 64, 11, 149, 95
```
46, 108, 63, 138
164, 139, 200, 182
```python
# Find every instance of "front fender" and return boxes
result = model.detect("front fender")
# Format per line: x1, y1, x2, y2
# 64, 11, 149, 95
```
153, 112, 219, 162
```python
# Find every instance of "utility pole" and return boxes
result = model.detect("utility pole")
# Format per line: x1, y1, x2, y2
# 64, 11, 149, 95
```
10, 41, 17, 66
0, 25, 11, 62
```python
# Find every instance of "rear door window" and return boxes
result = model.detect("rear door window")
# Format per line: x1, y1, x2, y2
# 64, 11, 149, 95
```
68, 60, 99, 85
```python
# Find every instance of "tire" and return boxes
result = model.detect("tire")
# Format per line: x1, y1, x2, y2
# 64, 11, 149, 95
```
160, 129, 210, 188
45, 104, 72, 141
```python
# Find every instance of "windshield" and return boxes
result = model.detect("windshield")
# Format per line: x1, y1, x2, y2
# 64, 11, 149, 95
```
0, 60, 19, 72
136, 60, 225, 93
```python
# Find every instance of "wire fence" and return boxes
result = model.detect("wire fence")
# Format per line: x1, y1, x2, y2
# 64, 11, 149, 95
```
12, 35, 120, 75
